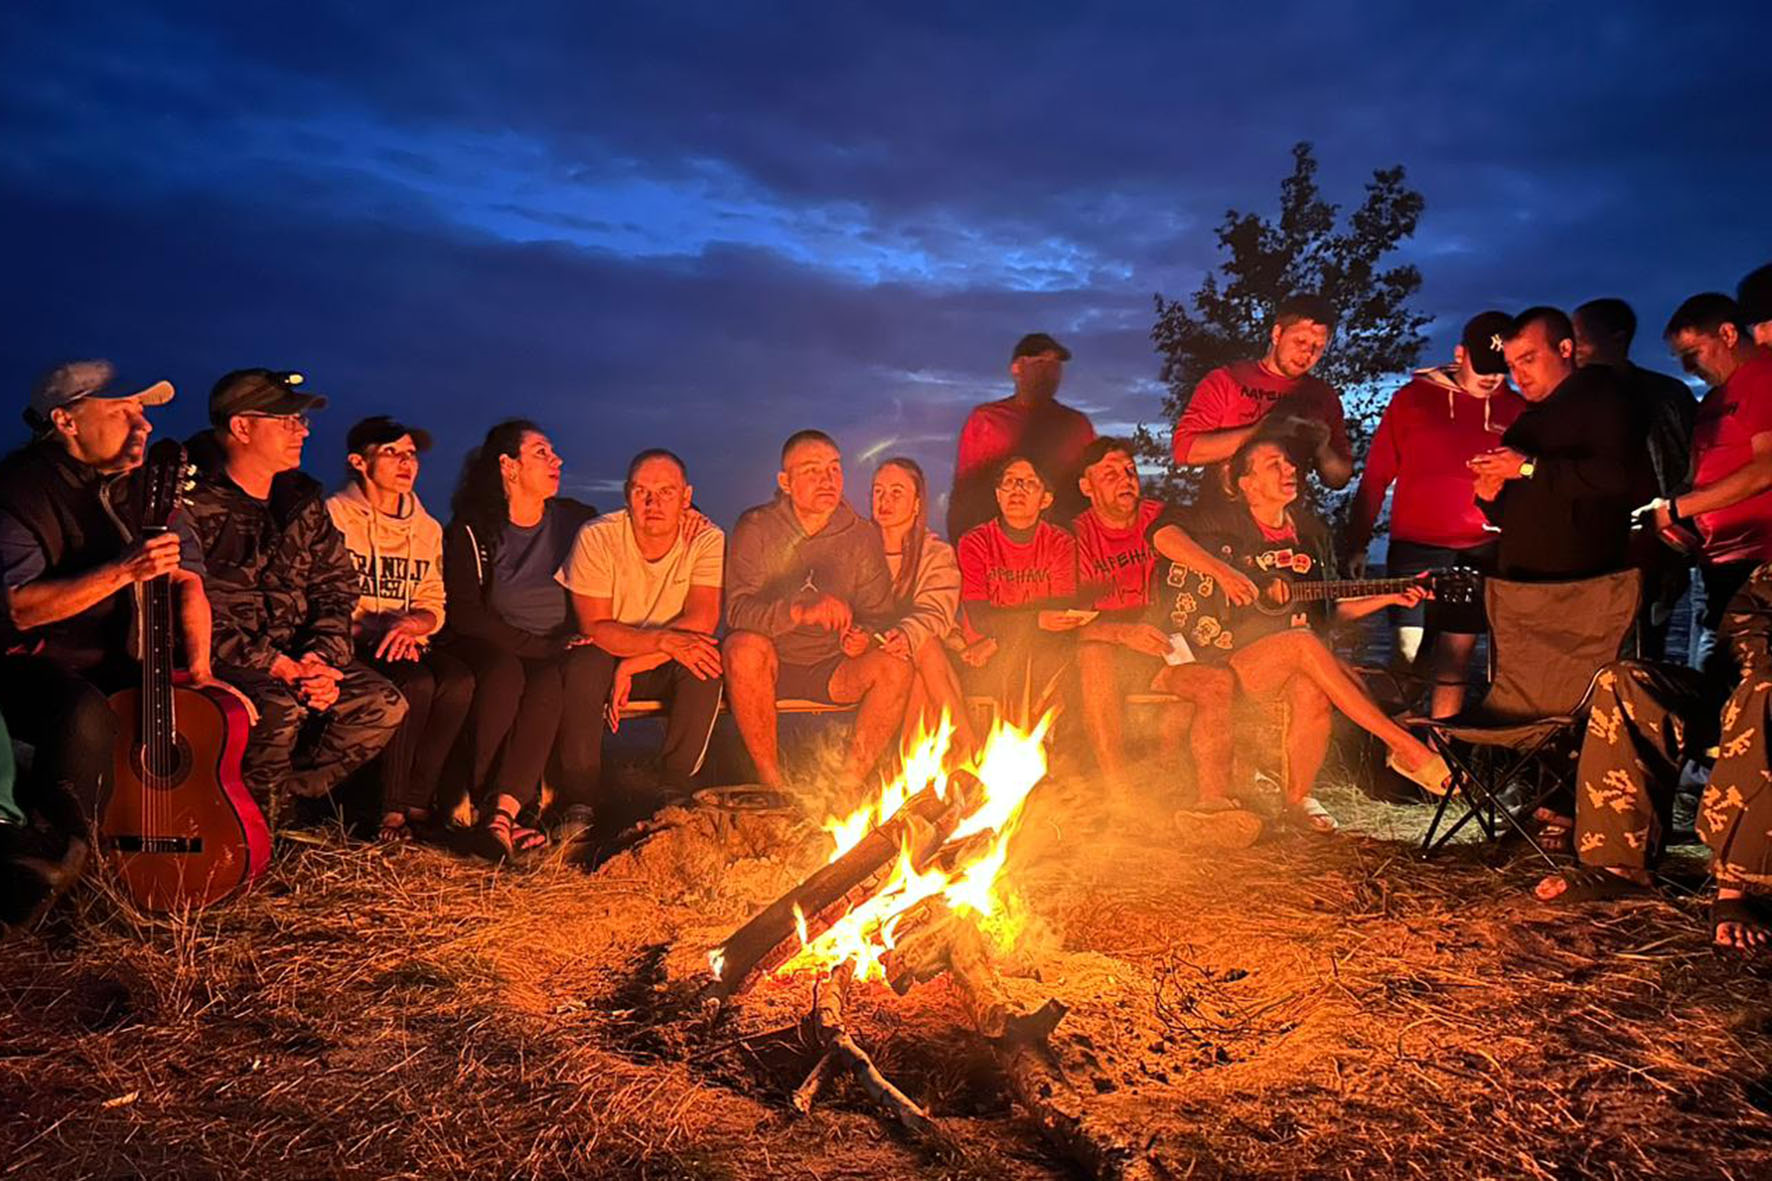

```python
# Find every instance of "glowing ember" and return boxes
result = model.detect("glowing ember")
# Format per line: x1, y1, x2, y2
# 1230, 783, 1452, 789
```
774, 711, 1052, 983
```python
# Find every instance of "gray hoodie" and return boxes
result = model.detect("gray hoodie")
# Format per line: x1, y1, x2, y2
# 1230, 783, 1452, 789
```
725, 496, 894, 665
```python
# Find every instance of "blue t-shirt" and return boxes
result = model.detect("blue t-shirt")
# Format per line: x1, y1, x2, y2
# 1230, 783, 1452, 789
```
487, 502, 575, 637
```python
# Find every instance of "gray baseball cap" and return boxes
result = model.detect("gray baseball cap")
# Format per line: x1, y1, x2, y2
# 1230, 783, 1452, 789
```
30, 359, 174, 421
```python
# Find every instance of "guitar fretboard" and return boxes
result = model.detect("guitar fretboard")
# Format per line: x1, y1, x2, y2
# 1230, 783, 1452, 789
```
1281, 577, 1417, 603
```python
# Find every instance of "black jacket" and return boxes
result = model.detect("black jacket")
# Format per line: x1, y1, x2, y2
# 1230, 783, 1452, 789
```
440, 499, 596, 660
1479, 367, 1656, 581
182, 431, 358, 671
0, 439, 144, 670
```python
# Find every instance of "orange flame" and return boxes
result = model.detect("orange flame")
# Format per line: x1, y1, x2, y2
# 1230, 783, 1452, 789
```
774, 710, 1051, 983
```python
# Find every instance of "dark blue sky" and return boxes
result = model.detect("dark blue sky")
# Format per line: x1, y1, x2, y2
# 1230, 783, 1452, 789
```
2, 1, 1767, 522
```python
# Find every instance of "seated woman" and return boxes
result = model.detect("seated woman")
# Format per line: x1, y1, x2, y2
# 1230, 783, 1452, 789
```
1157, 438, 1451, 833
869, 457, 977, 755
327, 417, 475, 844
441, 420, 595, 858
954, 457, 1089, 712
1533, 562, 1772, 952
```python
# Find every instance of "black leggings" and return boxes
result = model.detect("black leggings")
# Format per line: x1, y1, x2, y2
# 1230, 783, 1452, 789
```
444, 636, 565, 811
362, 646, 476, 815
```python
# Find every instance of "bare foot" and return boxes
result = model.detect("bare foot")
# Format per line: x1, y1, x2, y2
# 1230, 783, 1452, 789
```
1714, 890, 1771, 952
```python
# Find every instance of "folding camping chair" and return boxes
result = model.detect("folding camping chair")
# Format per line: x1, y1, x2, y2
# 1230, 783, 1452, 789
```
1415, 568, 1641, 865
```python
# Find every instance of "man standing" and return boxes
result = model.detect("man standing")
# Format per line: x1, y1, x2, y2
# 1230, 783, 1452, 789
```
185, 369, 405, 812
1471, 308, 1653, 581
0, 361, 215, 885
948, 333, 1095, 542
1172, 295, 1353, 491
1346, 312, 1525, 717
724, 431, 911, 791
1740, 264, 1772, 349
558, 449, 725, 806
1573, 298, 1696, 499
1655, 294, 1772, 687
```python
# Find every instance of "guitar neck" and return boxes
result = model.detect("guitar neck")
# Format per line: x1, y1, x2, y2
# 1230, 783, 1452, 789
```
1287, 577, 1414, 603
140, 530, 177, 760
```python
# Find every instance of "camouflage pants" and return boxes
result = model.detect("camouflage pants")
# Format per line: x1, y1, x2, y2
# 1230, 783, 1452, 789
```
219, 662, 407, 806
1576, 659, 1772, 886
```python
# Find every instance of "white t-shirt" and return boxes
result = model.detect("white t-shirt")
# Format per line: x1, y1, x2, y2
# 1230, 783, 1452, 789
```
555, 510, 724, 627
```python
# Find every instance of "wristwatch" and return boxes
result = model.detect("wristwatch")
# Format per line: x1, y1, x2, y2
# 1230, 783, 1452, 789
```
1518, 456, 1537, 479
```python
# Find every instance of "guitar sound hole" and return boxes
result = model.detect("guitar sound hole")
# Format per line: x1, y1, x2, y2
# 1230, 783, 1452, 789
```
132, 736, 193, 788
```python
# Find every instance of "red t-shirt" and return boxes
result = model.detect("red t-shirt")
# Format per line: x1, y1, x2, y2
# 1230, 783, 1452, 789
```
1692, 351, 1772, 564
1348, 372, 1528, 551
950, 397, 1096, 539
1072, 499, 1165, 611
957, 519, 1077, 611
1172, 360, 1350, 465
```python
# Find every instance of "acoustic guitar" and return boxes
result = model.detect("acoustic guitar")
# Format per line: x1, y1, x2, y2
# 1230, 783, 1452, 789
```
1228, 566, 1484, 648
99, 439, 270, 911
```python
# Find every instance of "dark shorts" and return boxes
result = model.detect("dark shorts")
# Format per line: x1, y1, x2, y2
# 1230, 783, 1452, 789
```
775, 653, 847, 704
1386, 539, 1495, 634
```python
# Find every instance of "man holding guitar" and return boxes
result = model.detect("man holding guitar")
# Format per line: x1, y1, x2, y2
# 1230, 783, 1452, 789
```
0, 362, 220, 910
1151, 437, 1453, 833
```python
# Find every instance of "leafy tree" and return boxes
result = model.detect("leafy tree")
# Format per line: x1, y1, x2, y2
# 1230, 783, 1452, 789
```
1138, 142, 1430, 524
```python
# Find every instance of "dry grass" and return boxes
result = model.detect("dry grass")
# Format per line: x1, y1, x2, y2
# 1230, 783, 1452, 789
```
5, 755, 1772, 1179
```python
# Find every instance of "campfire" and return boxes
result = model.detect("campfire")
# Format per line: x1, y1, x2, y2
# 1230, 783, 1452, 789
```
704, 713, 1145, 1176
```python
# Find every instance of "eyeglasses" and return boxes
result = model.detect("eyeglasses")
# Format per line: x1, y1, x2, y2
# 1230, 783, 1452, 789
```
997, 477, 1045, 493
240, 412, 310, 432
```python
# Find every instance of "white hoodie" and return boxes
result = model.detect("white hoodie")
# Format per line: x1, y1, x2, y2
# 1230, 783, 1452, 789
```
324, 482, 447, 638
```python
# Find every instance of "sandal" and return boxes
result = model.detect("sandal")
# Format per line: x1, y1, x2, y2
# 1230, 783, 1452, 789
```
1532, 808, 1573, 854
1536, 865, 1657, 905
1173, 799, 1264, 849
1712, 895, 1772, 953
1285, 796, 1338, 835
1387, 750, 1452, 797
377, 808, 428, 845
484, 806, 548, 860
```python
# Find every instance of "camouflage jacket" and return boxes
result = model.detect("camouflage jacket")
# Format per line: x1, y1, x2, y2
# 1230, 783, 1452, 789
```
1725, 563, 1772, 674
182, 432, 357, 671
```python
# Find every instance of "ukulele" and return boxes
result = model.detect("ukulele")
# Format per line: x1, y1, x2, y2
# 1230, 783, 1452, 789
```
99, 439, 270, 911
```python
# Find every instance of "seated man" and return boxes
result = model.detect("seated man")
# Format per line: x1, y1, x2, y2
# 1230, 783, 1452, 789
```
1535, 562, 1772, 952
184, 369, 406, 815
558, 448, 725, 806
1159, 438, 1450, 832
955, 457, 1082, 709
723, 430, 911, 791
0, 361, 216, 903
1065, 439, 1237, 810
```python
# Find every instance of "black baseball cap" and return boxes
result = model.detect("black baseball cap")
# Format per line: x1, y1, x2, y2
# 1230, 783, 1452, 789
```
346, 415, 433, 454
1011, 332, 1071, 363
1738, 263, 1772, 329
1460, 311, 1513, 376
209, 368, 328, 425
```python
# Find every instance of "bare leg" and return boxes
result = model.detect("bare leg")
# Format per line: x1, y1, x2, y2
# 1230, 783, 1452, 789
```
1279, 676, 1334, 806
1427, 631, 1478, 719
829, 650, 914, 786
722, 631, 783, 787
1153, 663, 1236, 803
912, 637, 979, 756
1232, 631, 1434, 771
1077, 640, 1129, 789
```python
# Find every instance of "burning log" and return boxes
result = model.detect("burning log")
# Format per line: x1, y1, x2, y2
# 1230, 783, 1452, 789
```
708, 770, 988, 996
791, 963, 937, 1138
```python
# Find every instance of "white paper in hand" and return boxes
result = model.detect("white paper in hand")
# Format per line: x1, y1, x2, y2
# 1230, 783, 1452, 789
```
1164, 632, 1195, 666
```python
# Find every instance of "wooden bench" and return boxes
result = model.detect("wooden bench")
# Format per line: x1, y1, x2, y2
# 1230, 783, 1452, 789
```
616, 698, 852, 720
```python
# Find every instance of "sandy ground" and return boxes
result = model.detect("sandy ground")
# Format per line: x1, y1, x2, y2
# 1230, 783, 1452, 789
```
4, 746, 1772, 1179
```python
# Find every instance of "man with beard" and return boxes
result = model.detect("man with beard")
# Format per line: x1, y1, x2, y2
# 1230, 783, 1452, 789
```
1172, 295, 1353, 493
1470, 307, 1654, 582
948, 333, 1096, 542
0, 361, 217, 915
1346, 312, 1525, 717
558, 448, 725, 805
184, 370, 405, 815
724, 430, 911, 792
1655, 293, 1772, 690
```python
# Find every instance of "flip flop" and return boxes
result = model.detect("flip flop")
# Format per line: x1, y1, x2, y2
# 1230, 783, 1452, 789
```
1537, 866, 1657, 905
1712, 896, 1772, 953
1285, 796, 1338, 835
1387, 750, 1453, 797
